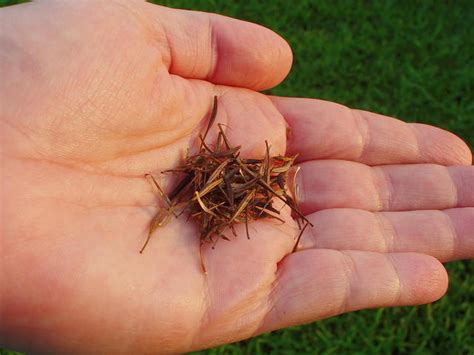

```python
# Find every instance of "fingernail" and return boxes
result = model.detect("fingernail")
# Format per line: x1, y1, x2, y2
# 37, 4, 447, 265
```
288, 165, 304, 205
294, 166, 304, 205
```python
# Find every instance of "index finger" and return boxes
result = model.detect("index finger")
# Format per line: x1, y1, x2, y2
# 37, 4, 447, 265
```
271, 96, 472, 166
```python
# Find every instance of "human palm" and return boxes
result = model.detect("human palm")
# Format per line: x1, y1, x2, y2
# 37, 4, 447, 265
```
1, 1, 473, 353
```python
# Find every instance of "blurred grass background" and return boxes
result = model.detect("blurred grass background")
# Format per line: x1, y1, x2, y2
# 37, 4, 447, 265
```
1, 0, 473, 354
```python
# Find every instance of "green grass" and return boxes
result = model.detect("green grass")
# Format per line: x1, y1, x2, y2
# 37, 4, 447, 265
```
1, 0, 473, 354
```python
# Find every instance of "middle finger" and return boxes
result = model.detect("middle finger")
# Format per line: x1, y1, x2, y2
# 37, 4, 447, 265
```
296, 160, 474, 214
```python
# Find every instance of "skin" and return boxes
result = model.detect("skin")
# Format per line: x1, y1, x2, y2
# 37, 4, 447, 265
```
0, 0, 472, 353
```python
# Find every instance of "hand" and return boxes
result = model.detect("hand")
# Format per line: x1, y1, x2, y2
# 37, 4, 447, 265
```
1, 1, 472, 353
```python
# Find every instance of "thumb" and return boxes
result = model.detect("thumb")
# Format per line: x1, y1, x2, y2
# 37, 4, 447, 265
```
143, 2, 293, 90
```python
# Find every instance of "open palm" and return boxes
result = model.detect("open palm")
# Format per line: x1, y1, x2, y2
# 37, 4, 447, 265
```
1, 1, 473, 353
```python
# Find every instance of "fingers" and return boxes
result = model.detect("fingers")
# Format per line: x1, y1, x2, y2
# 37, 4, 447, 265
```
259, 250, 447, 332
144, 2, 292, 90
296, 161, 474, 213
298, 208, 474, 262
271, 96, 472, 166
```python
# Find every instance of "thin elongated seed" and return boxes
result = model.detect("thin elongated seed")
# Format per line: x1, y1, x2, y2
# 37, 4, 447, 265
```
244, 207, 250, 239
145, 174, 172, 207
195, 177, 224, 198
217, 123, 231, 149
201, 96, 218, 144
242, 159, 263, 164
168, 173, 193, 201
231, 177, 259, 194
195, 191, 219, 217
272, 159, 295, 173
198, 135, 215, 154
263, 141, 271, 184
292, 221, 310, 252
229, 189, 256, 223
223, 171, 235, 207
140, 209, 172, 253
206, 159, 231, 184
253, 205, 286, 223
200, 242, 207, 274
255, 198, 277, 218
215, 132, 222, 154
217, 184, 233, 206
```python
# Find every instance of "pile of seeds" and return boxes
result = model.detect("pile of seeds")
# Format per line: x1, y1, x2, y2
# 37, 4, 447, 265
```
141, 97, 311, 269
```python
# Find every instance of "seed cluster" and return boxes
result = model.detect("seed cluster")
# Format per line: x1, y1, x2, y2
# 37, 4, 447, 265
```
141, 97, 311, 270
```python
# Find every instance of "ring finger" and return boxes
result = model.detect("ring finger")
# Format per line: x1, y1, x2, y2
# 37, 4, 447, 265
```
296, 208, 474, 262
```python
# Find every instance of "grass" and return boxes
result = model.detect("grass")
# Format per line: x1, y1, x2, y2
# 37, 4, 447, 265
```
1, 0, 473, 354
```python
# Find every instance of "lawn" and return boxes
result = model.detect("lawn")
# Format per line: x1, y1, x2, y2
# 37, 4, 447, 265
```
1, 0, 473, 354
